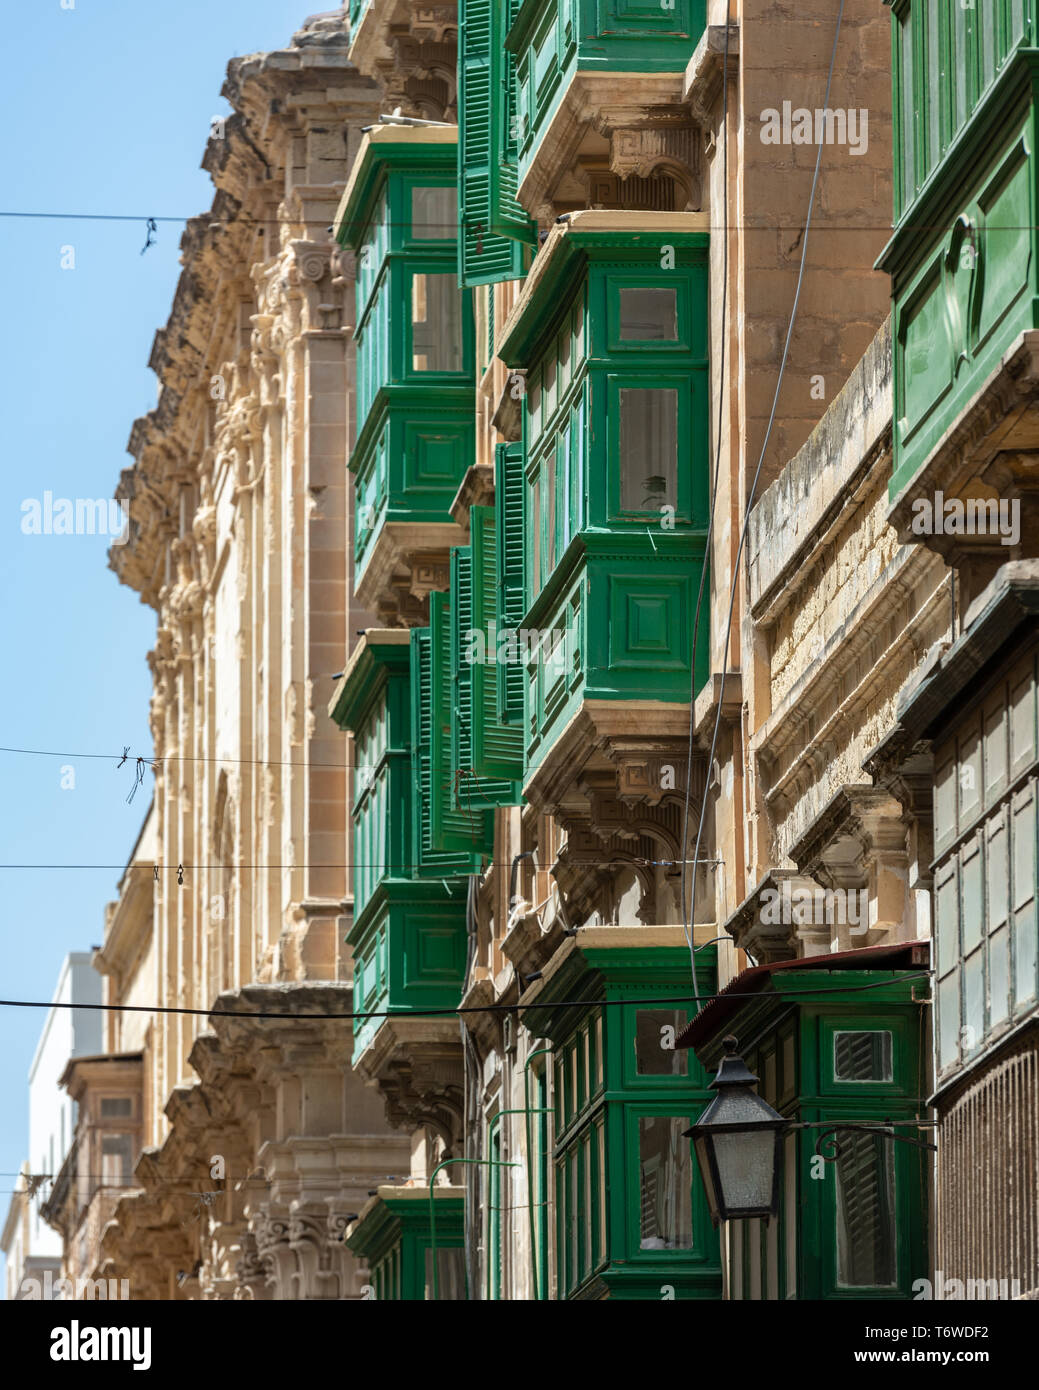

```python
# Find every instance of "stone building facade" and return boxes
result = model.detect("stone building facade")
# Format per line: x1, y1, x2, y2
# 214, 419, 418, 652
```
48, 16, 412, 1300
45, 0, 1037, 1299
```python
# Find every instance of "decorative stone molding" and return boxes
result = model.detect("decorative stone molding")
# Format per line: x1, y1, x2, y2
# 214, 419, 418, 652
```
788, 785, 911, 951
449, 463, 496, 531
683, 23, 741, 129
524, 698, 708, 835
722, 869, 814, 965
349, 1, 458, 118
610, 125, 699, 185
353, 1016, 465, 1157
517, 74, 704, 217
355, 521, 464, 624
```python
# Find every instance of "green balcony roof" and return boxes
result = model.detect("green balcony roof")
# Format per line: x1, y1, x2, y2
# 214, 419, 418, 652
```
333, 125, 459, 251
328, 629, 411, 734
498, 210, 709, 366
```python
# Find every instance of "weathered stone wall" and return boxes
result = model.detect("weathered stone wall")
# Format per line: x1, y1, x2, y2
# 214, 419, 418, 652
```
744, 318, 949, 925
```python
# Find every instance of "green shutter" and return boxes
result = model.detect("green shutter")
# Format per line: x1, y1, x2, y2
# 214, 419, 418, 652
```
493, 0, 537, 243
495, 441, 526, 728
449, 543, 512, 820
450, 543, 477, 797
429, 591, 493, 855
411, 623, 482, 872
470, 505, 523, 796
458, 0, 532, 287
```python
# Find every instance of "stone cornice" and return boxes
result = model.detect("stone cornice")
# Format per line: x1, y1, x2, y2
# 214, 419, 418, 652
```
109, 20, 379, 609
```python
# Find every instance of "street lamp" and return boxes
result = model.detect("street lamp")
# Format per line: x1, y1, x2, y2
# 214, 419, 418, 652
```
683, 1035, 787, 1226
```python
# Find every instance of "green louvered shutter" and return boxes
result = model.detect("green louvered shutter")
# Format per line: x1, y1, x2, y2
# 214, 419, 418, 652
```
470, 505, 523, 796
459, 0, 529, 286
495, 441, 526, 728
492, 0, 537, 243
450, 543, 477, 802
430, 592, 493, 855
411, 624, 482, 872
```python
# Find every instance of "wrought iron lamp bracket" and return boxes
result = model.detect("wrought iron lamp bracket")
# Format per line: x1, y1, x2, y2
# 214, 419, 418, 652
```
790, 1120, 937, 1161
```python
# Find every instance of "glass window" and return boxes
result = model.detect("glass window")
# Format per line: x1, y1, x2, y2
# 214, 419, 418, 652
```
99, 1097, 133, 1118
100, 1134, 133, 1186
531, 477, 541, 598
559, 325, 571, 390
544, 354, 556, 418
619, 388, 678, 511
411, 186, 456, 239
638, 1116, 692, 1250
835, 1130, 896, 1288
898, 11, 915, 208
833, 1031, 893, 1083
411, 274, 463, 372
620, 287, 678, 340
545, 453, 556, 573
595, 1118, 606, 1265
581, 1132, 592, 1277
635, 1009, 689, 1076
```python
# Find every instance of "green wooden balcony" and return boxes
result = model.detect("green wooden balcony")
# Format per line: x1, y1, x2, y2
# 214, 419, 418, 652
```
506, 0, 706, 213
328, 631, 470, 1068
498, 212, 710, 812
334, 128, 475, 619
680, 949, 930, 1300
346, 1185, 466, 1300
880, 5, 1039, 537
348, 0, 371, 33
520, 929, 720, 1299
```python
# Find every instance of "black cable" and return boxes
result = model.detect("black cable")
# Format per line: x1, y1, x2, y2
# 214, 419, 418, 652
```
0, 971, 931, 1022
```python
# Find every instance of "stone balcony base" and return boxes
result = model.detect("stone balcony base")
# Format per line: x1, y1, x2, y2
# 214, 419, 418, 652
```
354, 521, 461, 627
353, 1015, 465, 1158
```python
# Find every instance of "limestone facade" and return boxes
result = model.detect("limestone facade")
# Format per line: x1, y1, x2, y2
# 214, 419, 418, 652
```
48, 15, 412, 1300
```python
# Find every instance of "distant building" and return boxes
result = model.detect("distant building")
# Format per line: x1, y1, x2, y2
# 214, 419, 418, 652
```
2, 953, 101, 1299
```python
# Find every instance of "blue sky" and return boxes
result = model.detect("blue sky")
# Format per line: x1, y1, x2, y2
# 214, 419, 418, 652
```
0, 0, 319, 1279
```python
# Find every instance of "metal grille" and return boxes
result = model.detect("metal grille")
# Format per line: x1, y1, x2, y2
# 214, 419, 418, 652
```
938, 1029, 1039, 1298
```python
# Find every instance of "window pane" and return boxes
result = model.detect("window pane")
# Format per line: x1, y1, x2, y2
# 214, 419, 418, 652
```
964, 950, 984, 1047
961, 840, 983, 954
619, 388, 678, 511
990, 926, 1009, 1026
639, 1116, 692, 1250
100, 1134, 133, 1186
411, 186, 456, 239
545, 453, 556, 573
620, 287, 677, 340
582, 1133, 592, 1278
835, 1130, 896, 1287
99, 1097, 132, 1118
938, 972, 960, 1069
596, 1119, 606, 1264
899, 12, 914, 206
531, 478, 541, 597
833, 1031, 893, 1082
635, 1009, 689, 1076
411, 274, 463, 372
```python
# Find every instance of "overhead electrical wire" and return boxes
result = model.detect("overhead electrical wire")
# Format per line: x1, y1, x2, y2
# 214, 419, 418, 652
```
1, 209, 1028, 235
0, 971, 931, 1022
